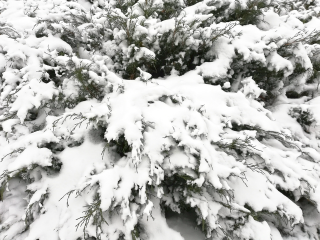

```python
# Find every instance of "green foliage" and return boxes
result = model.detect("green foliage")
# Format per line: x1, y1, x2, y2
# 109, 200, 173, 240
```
276, 186, 296, 202
286, 90, 310, 99
114, 0, 139, 14
50, 92, 86, 110
208, 52, 284, 104
106, 134, 132, 157
183, 0, 202, 7
0, 168, 31, 202
213, 136, 261, 157
25, 192, 49, 228
76, 196, 108, 240
230, 122, 298, 150
35, 27, 48, 38
144, 21, 235, 78
131, 223, 142, 240
39, 142, 65, 154
43, 157, 63, 175
138, 0, 162, 18
211, 0, 270, 25
161, 172, 202, 207
289, 107, 315, 133
66, 63, 104, 100
158, 0, 183, 20
100, 4, 237, 79
61, 28, 81, 49
0, 180, 7, 201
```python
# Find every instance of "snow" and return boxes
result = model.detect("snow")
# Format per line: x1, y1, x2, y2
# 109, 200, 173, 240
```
1, 0, 320, 240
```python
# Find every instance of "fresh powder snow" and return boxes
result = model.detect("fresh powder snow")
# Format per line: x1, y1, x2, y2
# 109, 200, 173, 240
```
1, 0, 320, 240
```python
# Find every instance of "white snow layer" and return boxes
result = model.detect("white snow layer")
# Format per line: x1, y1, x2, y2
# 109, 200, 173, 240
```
1, 0, 320, 240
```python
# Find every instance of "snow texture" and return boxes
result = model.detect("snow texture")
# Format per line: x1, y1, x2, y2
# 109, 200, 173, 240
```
1, 0, 320, 240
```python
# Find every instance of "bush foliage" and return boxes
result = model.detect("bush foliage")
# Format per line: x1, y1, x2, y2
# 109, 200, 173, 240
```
1, 0, 320, 240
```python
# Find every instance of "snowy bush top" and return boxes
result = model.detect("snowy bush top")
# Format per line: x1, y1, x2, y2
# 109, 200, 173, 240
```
1, 0, 320, 240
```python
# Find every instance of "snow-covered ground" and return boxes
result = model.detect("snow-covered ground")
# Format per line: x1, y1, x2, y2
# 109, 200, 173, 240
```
1, 0, 320, 239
